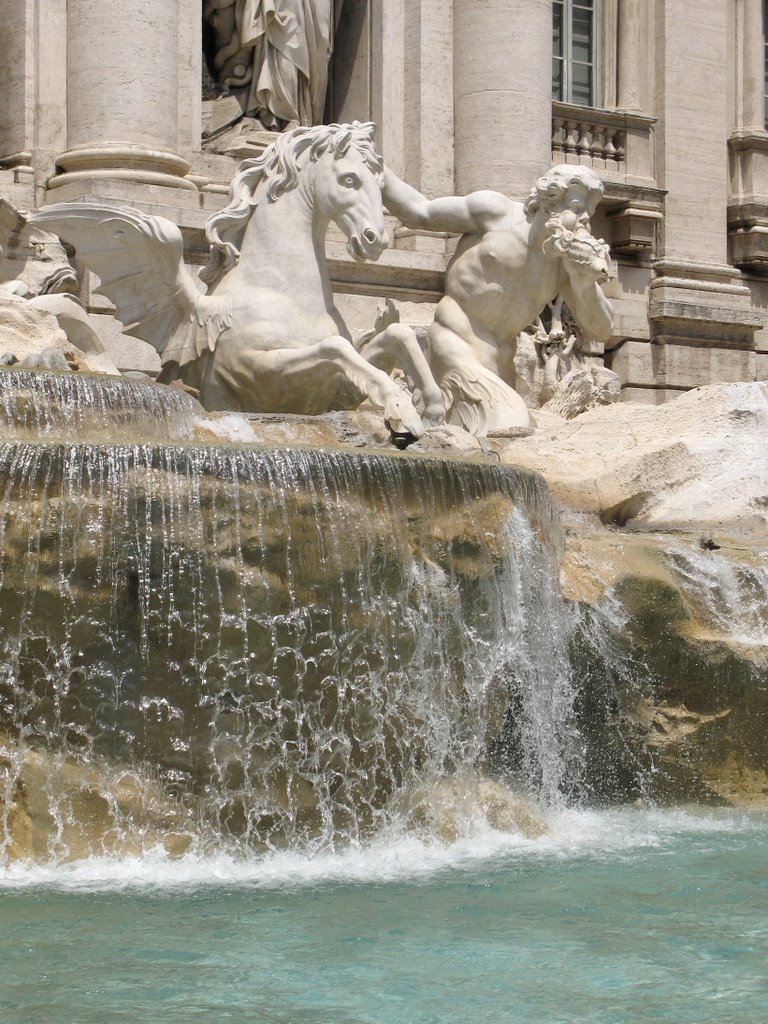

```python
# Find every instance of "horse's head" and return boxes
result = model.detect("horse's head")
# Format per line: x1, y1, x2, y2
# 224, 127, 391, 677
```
201, 122, 388, 285
308, 123, 388, 262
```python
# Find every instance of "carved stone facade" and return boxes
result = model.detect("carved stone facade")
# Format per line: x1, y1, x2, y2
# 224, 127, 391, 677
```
1, 0, 767, 400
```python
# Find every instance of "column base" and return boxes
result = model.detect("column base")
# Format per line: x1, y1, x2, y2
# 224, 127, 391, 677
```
49, 147, 197, 192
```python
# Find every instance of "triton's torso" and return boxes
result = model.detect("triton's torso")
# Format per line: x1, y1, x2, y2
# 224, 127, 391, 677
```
442, 227, 565, 351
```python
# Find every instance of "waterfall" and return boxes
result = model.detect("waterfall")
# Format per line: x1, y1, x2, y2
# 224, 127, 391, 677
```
0, 437, 581, 862
665, 546, 768, 652
0, 368, 200, 443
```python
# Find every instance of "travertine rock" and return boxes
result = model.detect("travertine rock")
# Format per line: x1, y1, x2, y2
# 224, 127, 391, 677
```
543, 365, 621, 419
394, 775, 548, 843
497, 382, 768, 541
0, 737, 197, 862
0, 294, 119, 375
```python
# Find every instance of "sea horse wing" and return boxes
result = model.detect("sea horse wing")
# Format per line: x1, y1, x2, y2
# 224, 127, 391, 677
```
30, 204, 231, 368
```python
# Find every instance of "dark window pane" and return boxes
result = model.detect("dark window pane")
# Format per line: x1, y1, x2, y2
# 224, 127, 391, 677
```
553, 4, 563, 58
553, 0, 598, 107
572, 61, 593, 106
572, 8, 593, 64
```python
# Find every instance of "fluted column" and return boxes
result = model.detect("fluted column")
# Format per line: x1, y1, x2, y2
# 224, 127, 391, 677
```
453, 0, 551, 198
50, 0, 195, 192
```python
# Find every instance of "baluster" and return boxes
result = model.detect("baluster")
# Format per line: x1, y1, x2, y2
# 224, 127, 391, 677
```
581, 125, 594, 164
552, 117, 565, 157
614, 130, 626, 167
604, 131, 617, 169
563, 121, 577, 155
574, 122, 586, 159
593, 127, 607, 168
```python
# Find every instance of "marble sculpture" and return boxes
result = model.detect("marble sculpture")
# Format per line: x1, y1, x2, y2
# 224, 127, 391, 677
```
31, 124, 614, 439
204, 0, 341, 130
32, 122, 439, 439
382, 163, 615, 435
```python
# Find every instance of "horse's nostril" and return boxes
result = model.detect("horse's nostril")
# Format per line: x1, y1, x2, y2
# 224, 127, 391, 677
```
363, 228, 377, 244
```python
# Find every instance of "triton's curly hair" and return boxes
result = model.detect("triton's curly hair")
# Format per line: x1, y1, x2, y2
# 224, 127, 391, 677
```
523, 164, 604, 219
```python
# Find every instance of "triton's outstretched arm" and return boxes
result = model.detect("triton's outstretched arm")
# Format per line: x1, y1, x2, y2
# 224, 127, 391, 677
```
382, 168, 511, 235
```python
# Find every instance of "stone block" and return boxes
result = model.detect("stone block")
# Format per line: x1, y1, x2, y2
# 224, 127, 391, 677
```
619, 387, 686, 406
609, 339, 757, 390
90, 313, 160, 374
756, 352, 768, 380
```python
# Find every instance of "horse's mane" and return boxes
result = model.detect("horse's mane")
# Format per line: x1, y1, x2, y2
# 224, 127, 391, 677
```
200, 121, 383, 287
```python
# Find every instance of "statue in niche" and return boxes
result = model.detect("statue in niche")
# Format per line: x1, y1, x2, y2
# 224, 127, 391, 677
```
31, 123, 443, 440
382, 164, 615, 436
203, 0, 342, 143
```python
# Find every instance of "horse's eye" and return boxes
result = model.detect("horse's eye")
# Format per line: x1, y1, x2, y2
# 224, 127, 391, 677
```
341, 173, 360, 188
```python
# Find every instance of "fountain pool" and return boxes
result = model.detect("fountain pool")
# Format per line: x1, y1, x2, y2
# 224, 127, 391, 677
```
1, 808, 766, 1024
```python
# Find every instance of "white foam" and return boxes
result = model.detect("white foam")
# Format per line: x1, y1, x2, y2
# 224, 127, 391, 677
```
1, 807, 762, 893
199, 413, 259, 443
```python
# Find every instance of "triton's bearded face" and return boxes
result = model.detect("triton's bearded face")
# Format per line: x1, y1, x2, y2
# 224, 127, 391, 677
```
542, 218, 613, 285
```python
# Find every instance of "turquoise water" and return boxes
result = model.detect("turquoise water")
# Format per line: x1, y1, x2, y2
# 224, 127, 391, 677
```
1, 809, 766, 1024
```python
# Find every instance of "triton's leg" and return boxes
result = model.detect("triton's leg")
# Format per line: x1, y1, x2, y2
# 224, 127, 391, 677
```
426, 321, 531, 436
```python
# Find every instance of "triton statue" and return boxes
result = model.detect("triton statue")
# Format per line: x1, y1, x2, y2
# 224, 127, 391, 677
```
382, 164, 614, 435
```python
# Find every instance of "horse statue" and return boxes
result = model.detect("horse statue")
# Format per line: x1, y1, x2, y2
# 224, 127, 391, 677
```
31, 122, 444, 438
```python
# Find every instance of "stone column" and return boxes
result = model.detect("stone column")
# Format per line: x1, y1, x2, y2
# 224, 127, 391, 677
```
402, 0, 454, 199
50, 0, 195, 193
734, 0, 765, 132
453, 0, 551, 198
617, 0, 652, 113
0, 0, 35, 162
0, 0, 67, 207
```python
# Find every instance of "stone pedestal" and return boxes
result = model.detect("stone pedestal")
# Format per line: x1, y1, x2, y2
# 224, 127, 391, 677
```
453, 0, 551, 198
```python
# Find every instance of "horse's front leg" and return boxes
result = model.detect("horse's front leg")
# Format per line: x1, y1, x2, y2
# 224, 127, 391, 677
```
357, 324, 445, 428
315, 335, 426, 437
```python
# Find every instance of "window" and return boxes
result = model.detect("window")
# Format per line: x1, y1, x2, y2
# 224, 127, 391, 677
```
553, 0, 600, 107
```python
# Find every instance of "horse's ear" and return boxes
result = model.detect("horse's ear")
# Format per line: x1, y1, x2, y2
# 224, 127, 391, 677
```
335, 129, 352, 154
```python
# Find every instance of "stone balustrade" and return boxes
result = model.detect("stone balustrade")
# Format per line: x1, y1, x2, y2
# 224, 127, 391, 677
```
552, 108, 625, 171
551, 102, 656, 185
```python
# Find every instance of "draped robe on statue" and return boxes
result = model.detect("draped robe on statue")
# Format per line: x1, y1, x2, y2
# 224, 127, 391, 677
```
237, 0, 334, 128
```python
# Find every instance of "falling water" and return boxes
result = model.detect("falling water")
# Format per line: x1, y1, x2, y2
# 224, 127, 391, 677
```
0, 367, 200, 443
0, 439, 581, 862
665, 545, 768, 651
